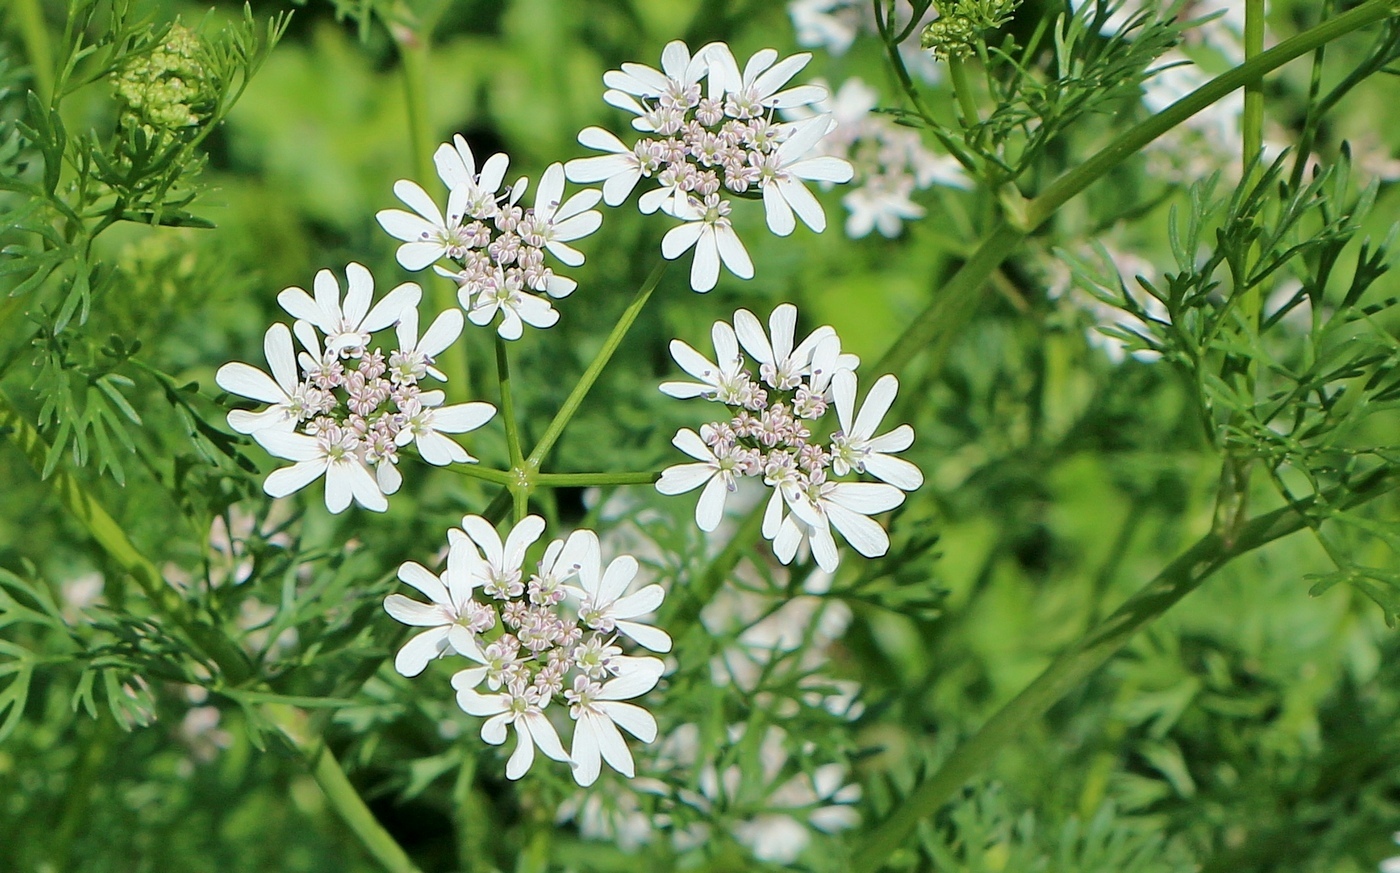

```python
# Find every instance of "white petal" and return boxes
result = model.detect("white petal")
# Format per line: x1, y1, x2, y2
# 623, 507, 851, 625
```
393, 626, 450, 677
503, 516, 546, 568
826, 502, 889, 558
611, 584, 665, 619
868, 423, 915, 454
522, 711, 569, 762
810, 523, 841, 572
589, 710, 634, 777
616, 619, 673, 653
733, 308, 772, 364
505, 724, 537, 780
571, 716, 602, 787
417, 430, 470, 466
398, 561, 451, 604
227, 407, 292, 435
216, 362, 285, 405
256, 430, 321, 462
263, 459, 325, 498
793, 155, 854, 183
657, 462, 715, 495
376, 208, 439, 244
478, 153, 510, 194
362, 282, 422, 334
763, 182, 796, 237
661, 221, 705, 259
671, 427, 715, 462
854, 374, 899, 439
695, 473, 730, 531
418, 308, 465, 357
832, 369, 857, 435
690, 231, 721, 292
276, 286, 323, 327
576, 125, 627, 154
345, 459, 388, 512
457, 688, 505, 718
826, 482, 904, 515
480, 712, 510, 744
324, 464, 354, 514
434, 141, 472, 189
600, 657, 664, 699
596, 701, 657, 742
383, 594, 444, 627
864, 453, 925, 491
431, 402, 497, 433
377, 459, 402, 495
461, 516, 505, 568
778, 176, 826, 233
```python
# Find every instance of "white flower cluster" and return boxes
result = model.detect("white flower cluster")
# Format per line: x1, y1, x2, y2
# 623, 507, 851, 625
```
376, 137, 603, 339
656, 303, 923, 572
565, 41, 854, 292
788, 0, 942, 83
787, 77, 970, 238
385, 515, 671, 785
215, 263, 495, 513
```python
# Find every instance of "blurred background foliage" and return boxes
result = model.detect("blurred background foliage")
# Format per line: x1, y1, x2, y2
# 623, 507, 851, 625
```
2, 0, 1400, 871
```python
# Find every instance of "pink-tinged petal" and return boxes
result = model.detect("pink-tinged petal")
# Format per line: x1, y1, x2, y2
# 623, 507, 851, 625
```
505, 723, 536, 780
376, 208, 439, 244
418, 308, 464, 357
384, 593, 445, 627
657, 462, 714, 496
661, 221, 704, 259
480, 712, 510, 744
671, 427, 714, 462
393, 626, 450, 677
345, 459, 388, 512
778, 176, 826, 232
256, 430, 322, 462
864, 454, 924, 492
763, 182, 796, 237
769, 83, 829, 108
264, 459, 325, 499
793, 155, 854, 183
522, 711, 569, 762
854, 374, 899, 439
571, 716, 602, 787
398, 560, 451, 604
826, 502, 889, 558
809, 523, 841, 572
868, 423, 915, 454
612, 583, 665, 619
827, 481, 904, 515
503, 516, 546, 569
416, 430, 470, 466
601, 657, 664, 699
695, 473, 729, 531
733, 308, 772, 364
362, 282, 422, 334
216, 362, 285, 405
227, 407, 293, 435
276, 286, 322, 326
616, 619, 672, 654
597, 555, 638, 604
713, 225, 753, 279
431, 402, 496, 434
690, 230, 721, 292
596, 701, 657, 742
477, 153, 510, 194
393, 179, 444, 227
457, 687, 505, 718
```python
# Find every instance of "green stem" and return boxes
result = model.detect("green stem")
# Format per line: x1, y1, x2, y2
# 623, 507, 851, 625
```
533, 471, 661, 486
856, 465, 1400, 866
13, 0, 55, 104
946, 56, 981, 129
525, 260, 667, 470
494, 334, 528, 521
1243, 0, 1267, 173
876, 0, 1399, 377
268, 705, 425, 873
442, 462, 518, 487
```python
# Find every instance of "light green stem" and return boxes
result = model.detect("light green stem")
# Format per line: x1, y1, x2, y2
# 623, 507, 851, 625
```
494, 334, 528, 521
533, 471, 661, 486
1243, 0, 1267, 172
857, 466, 1400, 865
947, 56, 981, 129
442, 462, 518, 487
525, 260, 667, 469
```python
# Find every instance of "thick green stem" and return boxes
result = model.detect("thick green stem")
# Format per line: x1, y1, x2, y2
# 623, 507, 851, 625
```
1243, 0, 1267, 173
269, 705, 425, 873
856, 466, 1400, 865
525, 260, 667, 469
947, 56, 981, 129
494, 334, 529, 521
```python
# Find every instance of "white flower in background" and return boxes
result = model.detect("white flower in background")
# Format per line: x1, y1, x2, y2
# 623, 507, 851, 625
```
218, 264, 496, 513
1380, 832, 1400, 873
377, 137, 601, 337
387, 518, 670, 783
658, 303, 915, 571
568, 40, 853, 292
275, 263, 419, 356
567, 656, 665, 786
384, 530, 492, 676
785, 77, 970, 239
787, 0, 942, 83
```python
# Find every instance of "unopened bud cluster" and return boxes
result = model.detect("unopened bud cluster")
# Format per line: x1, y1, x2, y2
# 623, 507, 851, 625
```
113, 23, 210, 130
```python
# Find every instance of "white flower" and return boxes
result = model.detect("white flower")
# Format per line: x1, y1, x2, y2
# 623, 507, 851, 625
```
216, 323, 309, 435
603, 39, 711, 129
755, 115, 853, 236
659, 319, 749, 403
661, 193, 753, 293
566, 657, 665, 786
390, 307, 463, 384
566, 127, 649, 206
777, 481, 905, 572
529, 162, 603, 279
789, 0, 862, 55
843, 177, 926, 238
566, 549, 672, 653
704, 45, 827, 118
461, 514, 546, 600
464, 267, 560, 340
433, 134, 511, 212
454, 678, 570, 780
732, 303, 834, 390
255, 425, 387, 514
384, 530, 490, 676
656, 426, 753, 533
375, 179, 477, 271
276, 264, 420, 356
829, 371, 923, 491
395, 390, 496, 466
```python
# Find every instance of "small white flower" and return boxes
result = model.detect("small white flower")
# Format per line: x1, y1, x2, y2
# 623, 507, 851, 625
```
777, 481, 905, 572
659, 319, 748, 403
661, 193, 753, 293
465, 267, 560, 340
461, 514, 546, 600
216, 323, 309, 435
390, 307, 463, 384
529, 162, 603, 281
565, 547, 672, 653
656, 426, 752, 533
454, 678, 571, 780
566, 127, 648, 206
603, 39, 712, 130
756, 115, 853, 236
567, 657, 665, 787
255, 426, 387, 514
843, 177, 927, 239
276, 264, 420, 356
434, 134, 511, 216
395, 390, 496, 466
732, 303, 834, 391
384, 530, 491, 677
704, 45, 827, 118
375, 179, 476, 271
830, 371, 923, 491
